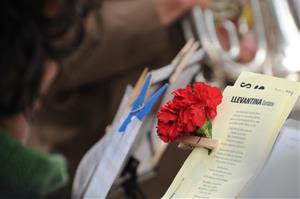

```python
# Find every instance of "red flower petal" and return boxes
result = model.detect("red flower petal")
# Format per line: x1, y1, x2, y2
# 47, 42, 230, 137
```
156, 81, 222, 142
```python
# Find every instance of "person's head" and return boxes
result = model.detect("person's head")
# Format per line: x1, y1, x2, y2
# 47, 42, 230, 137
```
0, 0, 87, 142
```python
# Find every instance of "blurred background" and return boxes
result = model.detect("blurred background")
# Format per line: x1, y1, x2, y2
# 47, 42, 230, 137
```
23, 0, 299, 198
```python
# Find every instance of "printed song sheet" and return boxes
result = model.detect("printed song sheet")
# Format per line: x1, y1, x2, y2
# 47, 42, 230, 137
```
234, 72, 300, 157
163, 77, 299, 198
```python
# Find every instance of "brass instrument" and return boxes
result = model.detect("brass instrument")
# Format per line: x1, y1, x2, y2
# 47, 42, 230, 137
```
182, 0, 300, 82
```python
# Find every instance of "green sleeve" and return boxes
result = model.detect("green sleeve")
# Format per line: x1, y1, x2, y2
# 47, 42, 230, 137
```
0, 131, 68, 195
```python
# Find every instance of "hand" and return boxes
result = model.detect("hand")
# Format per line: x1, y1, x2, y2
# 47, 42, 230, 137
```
238, 32, 257, 63
153, 0, 211, 26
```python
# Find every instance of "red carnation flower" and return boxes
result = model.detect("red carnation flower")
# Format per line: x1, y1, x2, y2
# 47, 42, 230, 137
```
156, 82, 222, 142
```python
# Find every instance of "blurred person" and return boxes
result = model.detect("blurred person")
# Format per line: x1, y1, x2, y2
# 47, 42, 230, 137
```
0, 0, 80, 197
27, 0, 211, 194
0, 0, 211, 197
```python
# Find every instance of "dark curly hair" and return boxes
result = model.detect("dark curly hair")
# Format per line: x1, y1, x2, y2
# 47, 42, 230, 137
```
0, 0, 100, 117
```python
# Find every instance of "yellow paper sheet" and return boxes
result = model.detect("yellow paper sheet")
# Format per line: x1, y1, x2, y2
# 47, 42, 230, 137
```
163, 81, 299, 198
233, 71, 300, 196
234, 72, 299, 160
234, 72, 299, 125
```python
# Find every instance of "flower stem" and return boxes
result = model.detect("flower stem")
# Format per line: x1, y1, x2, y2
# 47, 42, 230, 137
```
196, 120, 212, 138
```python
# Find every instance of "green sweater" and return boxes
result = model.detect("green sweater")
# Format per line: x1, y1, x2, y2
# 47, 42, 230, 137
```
0, 129, 68, 196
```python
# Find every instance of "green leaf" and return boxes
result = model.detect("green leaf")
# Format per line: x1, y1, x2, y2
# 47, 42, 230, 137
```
196, 120, 212, 138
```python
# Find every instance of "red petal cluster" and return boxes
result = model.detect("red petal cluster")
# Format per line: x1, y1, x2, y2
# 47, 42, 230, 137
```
157, 82, 222, 142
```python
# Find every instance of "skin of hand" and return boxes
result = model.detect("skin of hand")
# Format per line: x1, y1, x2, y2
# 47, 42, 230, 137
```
238, 32, 257, 63
218, 26, 257, 63
153, 0, 211, 26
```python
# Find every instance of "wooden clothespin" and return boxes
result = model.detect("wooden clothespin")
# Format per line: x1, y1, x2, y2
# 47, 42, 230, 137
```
118, 74, 168, 133
171, 38, 195, 66
178, 135, 218, 150
169, 41, 200, 84
177, 142, 194, 150
128, 67, 149, 107
150, 38, 198, 84
105, 68, 149, 135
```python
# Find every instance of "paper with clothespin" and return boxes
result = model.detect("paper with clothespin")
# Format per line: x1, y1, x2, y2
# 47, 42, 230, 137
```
163, 73, 299, 198
105, 68, 149, 134
73, 69, 148, 198
72, 72, 168, 199
118, 74, 168, 132
81, 74, 167, 199
72, 84, 133, 199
